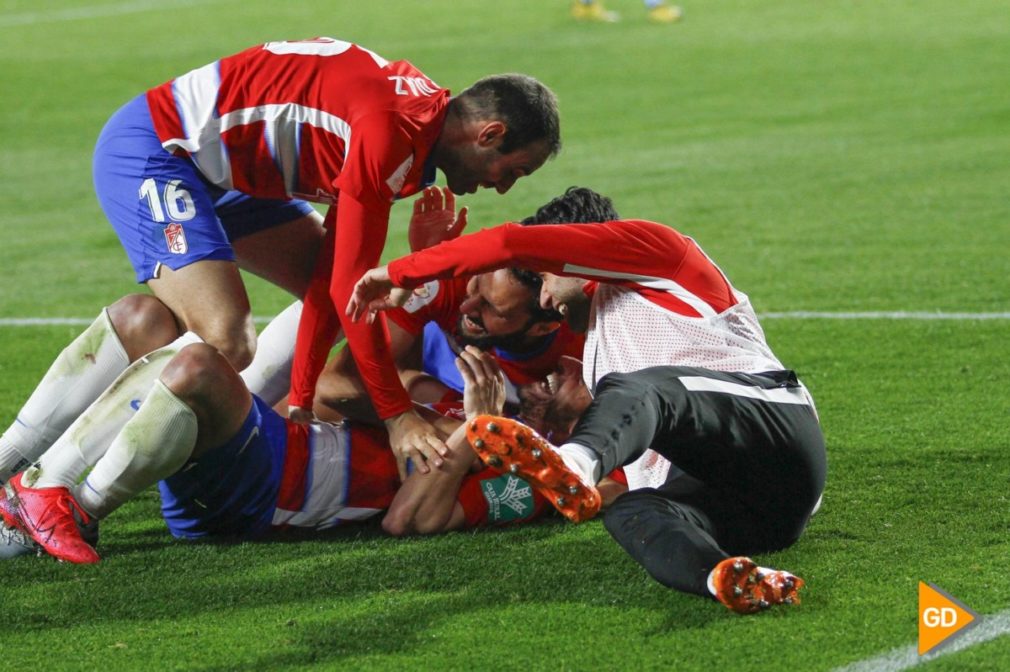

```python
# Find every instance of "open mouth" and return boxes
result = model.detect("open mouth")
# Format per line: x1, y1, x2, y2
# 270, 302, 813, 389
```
538, 372, 559, 396
461, 314, 485, 335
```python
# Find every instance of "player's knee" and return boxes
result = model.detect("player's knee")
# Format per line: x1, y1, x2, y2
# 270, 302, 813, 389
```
107, 294, 179, 360
160, 343, 232, 400
197, 322, 257, 371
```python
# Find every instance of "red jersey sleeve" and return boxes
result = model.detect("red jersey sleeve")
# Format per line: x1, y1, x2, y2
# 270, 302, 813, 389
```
384, 277, 466, 336
289, 194, 413, 419
333, 111, 416, 208
290, 221, 341, 410
386, 220, 687, 284
456, 468, 551, 528
386, 220, 738, 315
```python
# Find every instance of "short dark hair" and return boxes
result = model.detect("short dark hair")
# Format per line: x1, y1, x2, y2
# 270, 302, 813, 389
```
510, 187, 621, 323
454, 74, 561, 157
521, 186, 620, 226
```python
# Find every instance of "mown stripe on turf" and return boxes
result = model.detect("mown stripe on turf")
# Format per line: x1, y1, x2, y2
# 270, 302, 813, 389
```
3, 312, 1010, 327
0, 0, 218, 28
831, 609, 1010, 672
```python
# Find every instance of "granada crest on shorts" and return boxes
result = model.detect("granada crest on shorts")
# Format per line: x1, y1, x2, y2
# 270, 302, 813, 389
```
164, 223, 188, 254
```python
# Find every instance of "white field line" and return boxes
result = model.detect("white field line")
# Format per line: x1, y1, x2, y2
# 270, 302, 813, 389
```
762, 311, 1010, 320
2, 311, 1009, 328
831, 608, 1010, 672
0, 0, 219, 28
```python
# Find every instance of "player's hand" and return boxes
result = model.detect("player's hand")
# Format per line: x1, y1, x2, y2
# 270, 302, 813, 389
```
288, 406, 316, 425
346, 265, 409, 323
456, 345, 506, 420
408, 186, 468, 252
385, 409, 449, 481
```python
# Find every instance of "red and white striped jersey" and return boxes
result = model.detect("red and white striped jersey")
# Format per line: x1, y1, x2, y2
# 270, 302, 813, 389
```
271, 420, 549, 529
386, 219, 791, 490
387, 220, 785, 383
147, 38, 448, 206
147, 38, 451, 421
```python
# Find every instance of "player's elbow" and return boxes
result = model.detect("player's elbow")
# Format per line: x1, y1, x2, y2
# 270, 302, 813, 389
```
382, 505, 447, 536
381, 507, 414, 537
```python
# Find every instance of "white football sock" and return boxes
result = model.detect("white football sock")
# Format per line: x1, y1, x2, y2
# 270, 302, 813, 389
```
30, 332, 202, 489
557, 442, 602, 484
0, 308, 129, 481
76, 380, 198, 519
240, 301, 302, 406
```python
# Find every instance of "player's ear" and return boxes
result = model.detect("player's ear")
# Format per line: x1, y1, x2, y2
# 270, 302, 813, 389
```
476, 121, 507, 148
526, 320, 561, 338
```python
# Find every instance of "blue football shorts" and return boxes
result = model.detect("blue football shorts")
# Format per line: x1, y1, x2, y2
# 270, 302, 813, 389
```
158, 395, 288, 539
93, 94, 315, 283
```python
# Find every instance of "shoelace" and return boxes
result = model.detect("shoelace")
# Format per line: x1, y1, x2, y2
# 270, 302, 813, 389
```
18, 491, 89, 545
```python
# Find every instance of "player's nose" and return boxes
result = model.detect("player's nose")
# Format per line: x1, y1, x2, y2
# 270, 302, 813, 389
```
539, 287, 554, 311
459, 294, 480, 314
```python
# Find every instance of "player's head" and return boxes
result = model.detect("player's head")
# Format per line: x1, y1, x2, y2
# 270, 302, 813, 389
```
436, 74, 561, 196
456, 268, 562, 350
521, 186, 619, 227
517, 356, 591, 443
521, 186, 620, 333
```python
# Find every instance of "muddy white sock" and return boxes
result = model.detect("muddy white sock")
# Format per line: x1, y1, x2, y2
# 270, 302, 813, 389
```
31, 332, 202, 489
240, 301, 302, 406
0, 309, 129, 481
76, 380, 198, 519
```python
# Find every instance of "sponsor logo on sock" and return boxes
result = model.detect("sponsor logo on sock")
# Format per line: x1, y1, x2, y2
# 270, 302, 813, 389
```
481, 474, 533, 522
919, 582, 979, 655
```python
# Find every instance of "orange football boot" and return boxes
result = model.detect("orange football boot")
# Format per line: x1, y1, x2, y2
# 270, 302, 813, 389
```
710, 556, 804, 614
466, 415, 601, 523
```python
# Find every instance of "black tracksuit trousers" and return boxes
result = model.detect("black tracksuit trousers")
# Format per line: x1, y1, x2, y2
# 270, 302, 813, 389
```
567, 366, 826, 596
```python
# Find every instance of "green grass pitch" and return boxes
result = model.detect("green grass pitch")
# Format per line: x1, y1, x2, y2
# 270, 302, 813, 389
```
1, 1, 1009, 669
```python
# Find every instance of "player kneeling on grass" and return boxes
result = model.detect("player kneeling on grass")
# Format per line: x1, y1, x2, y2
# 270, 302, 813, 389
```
0, 296, 619, 563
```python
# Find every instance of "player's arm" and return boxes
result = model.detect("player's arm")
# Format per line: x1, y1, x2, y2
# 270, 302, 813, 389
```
347, 221, 697, 320
313, 317, 422, 424
381, 421, 472, 535
382, 347, 506, 535
289, 223, 342, 423
314, 187, 464, 423
388, 220, 694, 287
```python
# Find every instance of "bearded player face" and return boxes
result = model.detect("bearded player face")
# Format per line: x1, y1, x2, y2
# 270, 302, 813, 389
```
455, 270, 541, 350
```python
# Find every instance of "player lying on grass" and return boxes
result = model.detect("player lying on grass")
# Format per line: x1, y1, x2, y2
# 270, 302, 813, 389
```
347, 186, 826, 614
272, 185, 616, 472
0, 186, 596, 487
1, 310, 615, 562
0, 189, 618, 561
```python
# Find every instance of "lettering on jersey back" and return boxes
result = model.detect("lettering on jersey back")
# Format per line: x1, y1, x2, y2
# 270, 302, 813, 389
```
389, 75, 439, 97
263, 38, 389, 67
